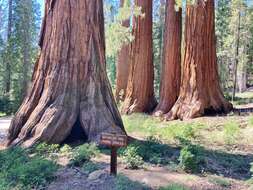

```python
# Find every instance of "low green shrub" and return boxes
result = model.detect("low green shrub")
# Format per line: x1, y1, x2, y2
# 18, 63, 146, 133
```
116, 174, 151, 190
223, 121, 240, 145
82, 161, 100, 174
179, 146, 198, 173
59, 144, 73, 158
159, 183, 190, 190
34, 143, 60, 155
0, 147, 58, 190
177, 138, 205, 173
70, 143, 99, 166
122, 146, 144, 169
119, 136, 176, 166
8, 158, 58, 188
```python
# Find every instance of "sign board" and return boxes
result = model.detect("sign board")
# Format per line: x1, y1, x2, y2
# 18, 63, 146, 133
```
100, 132, 127, 147
100, 132, 128, 176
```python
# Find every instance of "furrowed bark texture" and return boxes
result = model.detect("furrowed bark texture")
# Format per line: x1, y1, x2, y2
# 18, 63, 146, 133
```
115, 0, 131, 103
153, 0, 182, 116
122, 0, 157, 114
165, 0, 232, 120
7, 0, 125, 147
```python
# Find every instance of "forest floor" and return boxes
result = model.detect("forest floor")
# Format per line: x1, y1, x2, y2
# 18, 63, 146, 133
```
0, 114, 253, 190
0, 92, 253, 190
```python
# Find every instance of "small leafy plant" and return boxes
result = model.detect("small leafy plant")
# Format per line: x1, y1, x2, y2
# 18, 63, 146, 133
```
177, 137, 205, 173
59, 144, 73, 158
179, 146, 198, 173
70, 143, 99, 166
34, 142, 60, 155
122, 146, 144, 169
223, 121, 240, 145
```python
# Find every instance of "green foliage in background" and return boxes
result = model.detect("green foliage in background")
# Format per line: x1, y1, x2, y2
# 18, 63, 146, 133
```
0, 0, 41, 114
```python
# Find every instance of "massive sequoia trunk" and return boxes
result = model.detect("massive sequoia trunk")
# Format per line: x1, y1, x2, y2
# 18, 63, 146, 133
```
153, 0, 182, 116
122, 0, 156, 114
7, 0, 125, 147
115, 0, 131, 103
165, 0, 232, 120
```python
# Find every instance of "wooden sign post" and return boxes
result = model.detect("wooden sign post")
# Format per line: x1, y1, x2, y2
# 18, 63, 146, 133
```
100, 132, 127, 176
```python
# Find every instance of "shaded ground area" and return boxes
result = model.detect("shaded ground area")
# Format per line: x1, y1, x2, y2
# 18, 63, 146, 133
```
46, 151, 250, 190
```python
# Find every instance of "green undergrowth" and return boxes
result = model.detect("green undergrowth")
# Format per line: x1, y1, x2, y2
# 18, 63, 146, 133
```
0, 147, 58, 190
0, 142, 101, 190
119, 136, 178, 166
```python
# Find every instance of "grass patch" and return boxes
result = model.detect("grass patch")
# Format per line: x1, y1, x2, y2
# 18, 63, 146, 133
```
122, 114, 205, 143
0, 147, 58, 190
159, 183, 190, 190
116, 174, 151, 190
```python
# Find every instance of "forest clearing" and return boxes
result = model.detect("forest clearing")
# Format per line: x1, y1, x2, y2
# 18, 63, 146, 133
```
0, 0, 253, 190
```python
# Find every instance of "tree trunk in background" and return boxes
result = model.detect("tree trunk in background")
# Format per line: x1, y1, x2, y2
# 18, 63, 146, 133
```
232, 11, 241, 99
8, 0, 125, 147
4, 0, 13, 96
165, 0, 232, 120
122, 0, 156, 114
115, 0, 130, 103
153, 0, 182, 116
22, 31, 29, 99
237, 69, 247, 93
21, 0, 31, 99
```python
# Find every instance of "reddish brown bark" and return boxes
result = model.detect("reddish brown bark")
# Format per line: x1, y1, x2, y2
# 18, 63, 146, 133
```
7, 0, 125, 147
165, 0, 232, 120
121, 0, 157, 114
115, 0, 131, 103
153, 0, 182, 116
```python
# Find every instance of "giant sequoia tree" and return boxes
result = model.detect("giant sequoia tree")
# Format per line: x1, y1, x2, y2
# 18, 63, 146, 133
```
154, 0, 182, 116
122, 0, 156, 114
7, 0, 125, 147
165, 0, 232, 120
115, 0, 131, 103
